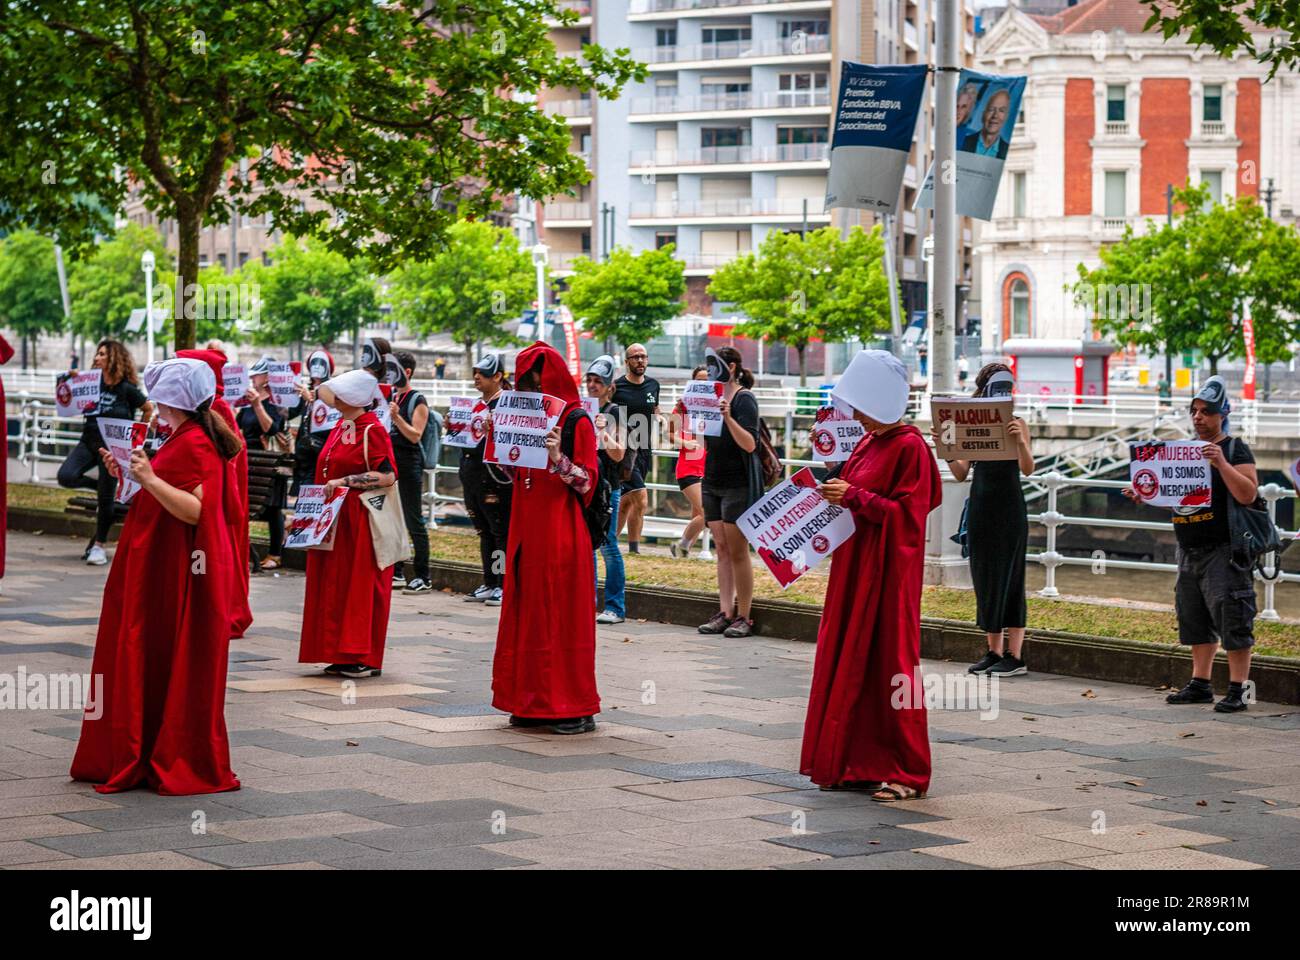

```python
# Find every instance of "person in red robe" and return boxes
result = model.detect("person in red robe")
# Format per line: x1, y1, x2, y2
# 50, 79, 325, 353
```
492, 342, 601, 735
801, 350, 942, 801
70, 358, 243, 795
0, 334, 12, 583
177, 348, 252, 638
297, 369, 397, 679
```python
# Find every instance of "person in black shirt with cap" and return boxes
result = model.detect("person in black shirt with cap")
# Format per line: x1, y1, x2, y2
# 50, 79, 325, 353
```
459, 353, 512, 606
238, 356, 289, 570
1125, 376, 1258, 713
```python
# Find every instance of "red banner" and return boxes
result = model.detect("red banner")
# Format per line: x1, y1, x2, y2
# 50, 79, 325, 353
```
1242, 316, 1256, 401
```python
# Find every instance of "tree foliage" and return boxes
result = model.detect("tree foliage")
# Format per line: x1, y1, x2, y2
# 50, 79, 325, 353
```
707, 226, 892, 385
1143, 0, 1300, 76
249, 236, 380, 348
65, 223, 171, 344
0, 229, 64, 365
562, 245, 686, 348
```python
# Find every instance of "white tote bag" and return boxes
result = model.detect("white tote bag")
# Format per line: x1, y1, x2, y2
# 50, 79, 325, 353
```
360, 424, 409, 570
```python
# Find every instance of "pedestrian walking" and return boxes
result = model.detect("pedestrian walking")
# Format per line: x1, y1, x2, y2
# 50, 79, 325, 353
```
612, 343, 660, 555
668, 365, 709, 558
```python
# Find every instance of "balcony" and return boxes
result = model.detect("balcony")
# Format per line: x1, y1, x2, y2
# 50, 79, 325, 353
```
543, 98, 593, 124
1103, 121, 1129, 136
543, 202, 593, 226
544, 0, 592, 25
629, 142, 829, 171
1100, 216, 1128, 234
629, 89, 831, 119
549, 251, 591, 275
903, 20, 919, 52
681, 251, 749, 273
629, 0, 832, 18
639, 34, 830, 66
1201, 120, 1227, 137
629, 197, 830, 223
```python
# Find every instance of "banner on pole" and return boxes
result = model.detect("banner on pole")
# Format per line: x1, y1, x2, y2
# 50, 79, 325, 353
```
1128, 440, 1211, 508
825, 62, 929, 216
1243, 316, 1257, 401
485, 391, 566, 470
738, 468, 856, 589
917, 68, 1027, 221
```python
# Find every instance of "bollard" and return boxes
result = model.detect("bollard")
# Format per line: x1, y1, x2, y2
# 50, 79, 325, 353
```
1038, 471, 1065, 598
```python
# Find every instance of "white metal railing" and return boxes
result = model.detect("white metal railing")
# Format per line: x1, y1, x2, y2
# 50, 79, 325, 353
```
629, 197, 829, 219
630, 0, 831, 12
629, 143, 830, 167
543, 98, 592, 118
639, 34, 830, 64
630, 89, 831, 115
542, 201, 593, 221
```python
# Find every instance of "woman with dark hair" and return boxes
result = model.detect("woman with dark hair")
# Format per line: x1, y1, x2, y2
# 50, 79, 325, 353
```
668, 365, 709, 559
71, 358, 242, 795
938, 361, 1035, 678
460, 353, 513, 606
697, 347, 762, 638
288, 349, 335, 495
238, 356, 289, 571
57, 340, 154, 566
389, 350, 432, 592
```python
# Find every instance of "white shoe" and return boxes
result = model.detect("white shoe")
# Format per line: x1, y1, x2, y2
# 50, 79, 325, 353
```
85, 545, 108, 566
595, 610, 625, 625
483, 587, 504, 607
464, 584, 491, 603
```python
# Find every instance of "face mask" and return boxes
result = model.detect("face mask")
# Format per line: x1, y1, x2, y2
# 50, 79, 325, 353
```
986, 371, 1014, 397
382, 355, 407, 388
360, 340, 381, 370
705, 349, 731, 384
307, 355, 331, 381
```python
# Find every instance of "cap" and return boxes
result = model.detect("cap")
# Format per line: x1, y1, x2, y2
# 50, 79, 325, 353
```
472, 353, 502, 377
1192, 376, 1228, 415
586, 355, 616, 386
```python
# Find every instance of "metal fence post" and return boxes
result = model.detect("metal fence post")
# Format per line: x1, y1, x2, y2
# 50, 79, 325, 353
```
1259, 483, 1282, 621
1038, 471, 1063, 598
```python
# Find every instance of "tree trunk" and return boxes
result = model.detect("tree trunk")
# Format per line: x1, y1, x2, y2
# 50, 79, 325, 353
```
175, 206, 201, 350
1209, 354, 1219, 375
20, 334, 28, 370
465, 340, 475, 377
797, 345, 807, 387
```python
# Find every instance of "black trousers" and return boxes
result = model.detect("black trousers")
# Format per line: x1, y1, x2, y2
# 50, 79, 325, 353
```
462, 474, 511, 588
397, 464, 430, 582
57, 439, 117, 544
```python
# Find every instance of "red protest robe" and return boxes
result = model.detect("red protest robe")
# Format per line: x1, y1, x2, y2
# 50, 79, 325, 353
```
70, 419, 240, 795
297, 412, 396, 668
492, 342, 600, 719
0, 334, 12, 581
800, 424, 941, 792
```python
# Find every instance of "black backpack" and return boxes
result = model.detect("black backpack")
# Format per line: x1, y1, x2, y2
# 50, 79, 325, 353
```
560, 407, 613, 550
1226, 437, 1282, 577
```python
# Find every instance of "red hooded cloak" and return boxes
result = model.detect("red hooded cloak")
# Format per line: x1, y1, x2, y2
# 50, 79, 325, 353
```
800, 424, 941, 792
70, 418, 240, 795
0, 334, 12, 581
178, 348, 252, 638
492, 342, 600, 719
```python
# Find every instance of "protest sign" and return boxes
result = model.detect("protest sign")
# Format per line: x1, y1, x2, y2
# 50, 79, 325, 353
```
223, 364, 250, 407
581, 397, 599, 423
96, 417, 148, 503
810, 406, 866, 462
681, 380, 724, 437
443, 396, 488, 449
267, 362, 299, 408
1129, 440, 1211, 508
485, 391, 566, 470
285, 486, 347, 550
55, 372, 101, 418
930, 396, 1016, 461
738, 468, 856, 589
308, 399, 342, 435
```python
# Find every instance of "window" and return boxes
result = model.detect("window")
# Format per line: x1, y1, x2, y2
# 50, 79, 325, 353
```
655, 232, 677, 249
702, 127, 749, 148
1203, 84, 1223, 122
1104, 171, 1126, 217
780, 19, 830, 37
1202, 170, 1223, 205
776, 125, 829, 145
1106, 85, 1126, 122
702, 26, 751, 44
778, 71, 828, 106
1011, 279, 1030, 337
581, 232, 592, 254
655, 27, 676, 47
701, 78, 750, 95
1012, 172, 1027, 218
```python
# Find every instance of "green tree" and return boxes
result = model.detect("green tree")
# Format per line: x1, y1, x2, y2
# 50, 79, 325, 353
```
562, 245, 686, 349
250, 237, 380, 349
707, 226, 892, 385
1074, 183, 1300, 375
387, 220, 533, 371
193, 264, 253, 346
1143, 1, 1300, 75
0, 229, 64, 368
0, 1, 645, 349
66, 223, 171, 344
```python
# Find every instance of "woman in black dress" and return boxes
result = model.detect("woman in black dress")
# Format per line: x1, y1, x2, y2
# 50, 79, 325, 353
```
939, 363, 1035, 677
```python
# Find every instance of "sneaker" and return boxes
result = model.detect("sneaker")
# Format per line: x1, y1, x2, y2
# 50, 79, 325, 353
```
405, 577, 432, 593
509, 715, 551, 728
698, 611, 732, 634
987, 654, 1027, 677
628, 542, 640, 555
323, 663, 348, 676
723, 617, 754, 638
968, 651, 1004, 675
392, 570, 407, 587
547, 716, 596, 735
1214, 690, 1249, 713
669, 542, 686, 559
1166, 679, 1214, 704
85, 545, 108, 566
337, 664, 381, 679
595, 610, 625, 625
483, 587, 504, 607
464, 584, 492, 603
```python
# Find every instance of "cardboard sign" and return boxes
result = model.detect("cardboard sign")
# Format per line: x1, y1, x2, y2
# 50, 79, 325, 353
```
223, 364, 250, 407
55, 372, 101, 418
1129, 440, 1211, 508
931, 396, 1016, 461
443, 396, 488, 449
485, 391, 566, 470
96, 418, 148, 503
810, 406, 866, 462
681, 380, 725, 437
738, 468, 857, 589
285, 486, 347, 550
308, 398, 342, 435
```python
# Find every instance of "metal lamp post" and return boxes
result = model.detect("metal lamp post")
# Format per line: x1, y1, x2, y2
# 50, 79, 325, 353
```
140, 250, 156, 364
531, 242, 549, 344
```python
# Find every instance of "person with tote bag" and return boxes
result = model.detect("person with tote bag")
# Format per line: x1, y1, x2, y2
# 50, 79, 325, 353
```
297, 368, 401, 679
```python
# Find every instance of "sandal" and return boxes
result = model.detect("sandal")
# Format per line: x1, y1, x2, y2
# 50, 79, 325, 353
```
871, 782, 926, 803
259, 556, 281, 571
819, 780, 884, 793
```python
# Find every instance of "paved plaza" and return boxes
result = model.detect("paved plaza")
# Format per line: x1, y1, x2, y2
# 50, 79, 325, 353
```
1, 530, 1298, 870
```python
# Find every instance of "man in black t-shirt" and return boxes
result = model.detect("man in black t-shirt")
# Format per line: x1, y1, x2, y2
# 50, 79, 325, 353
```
611, 343, 660, 554
1125, 376, 1258, 713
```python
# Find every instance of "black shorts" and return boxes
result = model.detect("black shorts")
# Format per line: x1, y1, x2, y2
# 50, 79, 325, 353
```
620, 448, 652, 494
677, 475, 702, 492
702, 484, 756, 524
1175, 542, 1256, 651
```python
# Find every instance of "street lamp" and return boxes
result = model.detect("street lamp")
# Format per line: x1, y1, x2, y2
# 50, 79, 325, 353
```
140, 250, 156, 364
531, 242, 549, 344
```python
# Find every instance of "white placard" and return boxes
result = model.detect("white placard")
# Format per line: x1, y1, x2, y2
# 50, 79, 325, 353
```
267, 362, 298, 408
285, 486, 347, 550
223, 364, 250, 407
96, 417, 148, 503
681, 380, 724, 437
810, 406, 866, 462
485, 391, 566, 470
443, 396, 488, 449
55, 372, 101, 418
581, 397, 600, 423
308, 399, 342, 435
1129, 440, 1212, 508
737, 468, 857, 589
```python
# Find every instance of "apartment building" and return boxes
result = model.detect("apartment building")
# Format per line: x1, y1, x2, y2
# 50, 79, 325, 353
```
537, 0, 978, 324
975, 0, 1300, 347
